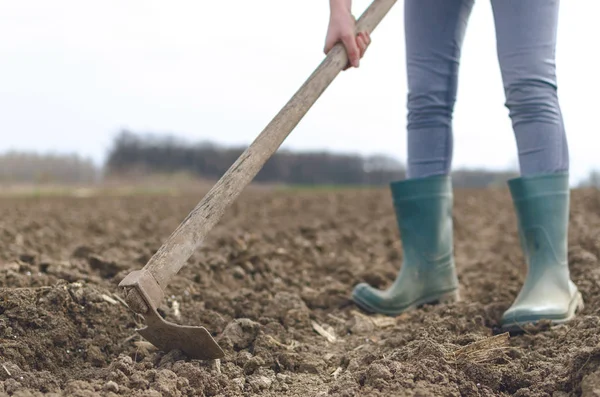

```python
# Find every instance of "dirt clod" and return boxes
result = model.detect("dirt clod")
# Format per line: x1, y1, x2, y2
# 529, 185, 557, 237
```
103, 381, 119, 393
582, 370, 600, 397
218, 318, 261, 351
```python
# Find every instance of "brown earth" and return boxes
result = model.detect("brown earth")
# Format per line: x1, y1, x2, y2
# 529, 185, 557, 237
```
1, 186, 600, 396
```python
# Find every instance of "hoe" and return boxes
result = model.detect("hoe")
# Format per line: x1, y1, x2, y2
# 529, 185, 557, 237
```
118, 0, 398, 360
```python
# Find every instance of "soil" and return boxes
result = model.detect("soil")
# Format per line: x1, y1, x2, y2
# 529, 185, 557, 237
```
1, 186, 600, 396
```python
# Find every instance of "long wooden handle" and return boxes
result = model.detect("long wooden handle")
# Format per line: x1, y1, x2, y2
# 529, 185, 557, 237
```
139, 0, 397, 296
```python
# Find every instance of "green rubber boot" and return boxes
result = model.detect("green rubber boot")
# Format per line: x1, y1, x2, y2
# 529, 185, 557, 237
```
351, 175, 460, 316
501, 172, 584, 332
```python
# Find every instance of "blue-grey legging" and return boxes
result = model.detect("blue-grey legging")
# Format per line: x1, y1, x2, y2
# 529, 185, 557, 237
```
405, 0, 568, 178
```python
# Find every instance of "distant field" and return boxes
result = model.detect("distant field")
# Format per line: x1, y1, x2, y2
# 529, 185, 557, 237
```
0, 181, 372, 198
0, 184, 182, 198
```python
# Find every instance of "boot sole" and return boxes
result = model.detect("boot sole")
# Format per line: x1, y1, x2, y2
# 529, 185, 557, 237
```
500, 290, 585, 333
352, 289, 460, 317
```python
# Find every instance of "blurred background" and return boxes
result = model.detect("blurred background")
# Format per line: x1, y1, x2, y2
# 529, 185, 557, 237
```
1, 0, 598, 194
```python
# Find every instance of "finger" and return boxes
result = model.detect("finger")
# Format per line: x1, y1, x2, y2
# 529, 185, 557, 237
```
341, 33, 361, 67
361, 32, 370, 47
357, 35, 367, 58
358, 32, 371, 50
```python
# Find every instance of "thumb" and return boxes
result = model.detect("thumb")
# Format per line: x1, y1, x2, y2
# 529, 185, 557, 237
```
340, 33, 360, 68
324, 36, 336, 55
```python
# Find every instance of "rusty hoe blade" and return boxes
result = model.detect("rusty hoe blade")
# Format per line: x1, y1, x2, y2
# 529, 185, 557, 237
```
118, 0, 398, 360
120, 270, 225, 359
137, 305, 225, 361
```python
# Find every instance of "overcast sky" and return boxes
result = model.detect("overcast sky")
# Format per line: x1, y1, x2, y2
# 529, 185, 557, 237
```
0, 1, 598, 184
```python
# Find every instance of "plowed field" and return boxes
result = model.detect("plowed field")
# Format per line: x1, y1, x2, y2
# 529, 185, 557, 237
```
1, 186, 600, 396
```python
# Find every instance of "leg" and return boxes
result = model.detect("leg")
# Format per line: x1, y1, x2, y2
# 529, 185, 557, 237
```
491, 0, 583, 331
492, 0, 568, 175
351, 0, 474, 315
405, 0, 474, 179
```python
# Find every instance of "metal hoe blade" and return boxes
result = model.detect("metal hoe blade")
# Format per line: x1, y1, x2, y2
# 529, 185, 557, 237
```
138, 302, 224, 360
120, 270, 224, 360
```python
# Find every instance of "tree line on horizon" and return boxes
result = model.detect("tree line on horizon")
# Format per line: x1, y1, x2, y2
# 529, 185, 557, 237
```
103, 130, 521, 187
4, 129, 599, 188
0, 151, 98, 185
104, 130, 407, 186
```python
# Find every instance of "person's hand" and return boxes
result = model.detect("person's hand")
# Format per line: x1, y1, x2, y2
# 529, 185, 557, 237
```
324, 5, 371, 70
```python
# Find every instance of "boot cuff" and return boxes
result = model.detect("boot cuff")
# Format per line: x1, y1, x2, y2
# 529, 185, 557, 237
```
390, 175, 452, 201
508, 172, 569, 201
